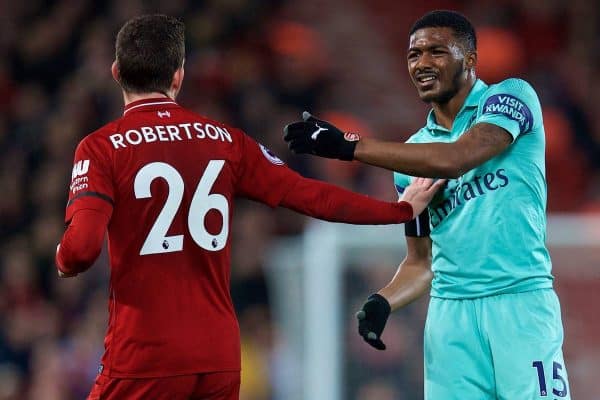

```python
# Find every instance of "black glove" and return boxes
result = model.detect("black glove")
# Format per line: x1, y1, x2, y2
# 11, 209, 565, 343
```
283, 111, 360, 161
356, 293, 391, 350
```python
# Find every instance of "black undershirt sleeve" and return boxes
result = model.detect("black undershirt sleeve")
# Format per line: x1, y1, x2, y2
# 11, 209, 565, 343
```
404, 209, 430, 237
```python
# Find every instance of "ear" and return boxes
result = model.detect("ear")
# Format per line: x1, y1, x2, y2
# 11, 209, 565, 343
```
466, 51, 477, 70
171, 65, 184, 95
111, 61, 120, 83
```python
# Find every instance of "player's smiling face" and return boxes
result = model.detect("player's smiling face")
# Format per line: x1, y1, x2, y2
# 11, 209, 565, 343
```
407, 27, 470, 104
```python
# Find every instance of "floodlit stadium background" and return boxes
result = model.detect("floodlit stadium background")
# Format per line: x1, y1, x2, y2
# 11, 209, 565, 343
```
1, 1, 599, 399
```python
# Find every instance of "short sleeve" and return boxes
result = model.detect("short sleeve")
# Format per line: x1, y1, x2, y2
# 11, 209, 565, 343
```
65, 135, 114, 223
235, 133, 301, 207
475, 78, 541, 141
393, 172, 412, 198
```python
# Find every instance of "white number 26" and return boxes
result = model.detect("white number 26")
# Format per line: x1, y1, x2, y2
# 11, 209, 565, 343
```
134, 161, 229, 255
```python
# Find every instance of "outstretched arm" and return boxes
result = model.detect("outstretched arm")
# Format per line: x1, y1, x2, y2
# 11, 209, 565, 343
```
284, 112, 511, 178
354, 123, 511, 178
279, 176, 412, 224
278, 176, 444, 224
236, 132, 444, 224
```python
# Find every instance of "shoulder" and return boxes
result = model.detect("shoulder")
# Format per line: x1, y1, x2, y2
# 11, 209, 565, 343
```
490, 77, 535, 91
77, 120, 121, 153
477, 77, 542, 134
482, 78, 540, 105
181, 107, 243, 135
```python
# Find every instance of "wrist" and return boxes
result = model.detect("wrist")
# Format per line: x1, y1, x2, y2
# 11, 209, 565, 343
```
393, 200, 414, 222
339, 133, 360, 161
352, 136, 368, 161
368, 293, 391, 314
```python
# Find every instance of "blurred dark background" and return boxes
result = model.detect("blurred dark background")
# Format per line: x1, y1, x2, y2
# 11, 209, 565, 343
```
1, 0, 599, 399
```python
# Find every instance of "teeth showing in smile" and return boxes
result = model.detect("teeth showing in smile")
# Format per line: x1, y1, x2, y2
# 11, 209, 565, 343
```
418, 76, 436, 83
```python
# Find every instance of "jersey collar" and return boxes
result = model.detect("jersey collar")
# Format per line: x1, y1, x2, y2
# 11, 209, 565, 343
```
425, 79, 488, 134
123, 97, 179, 115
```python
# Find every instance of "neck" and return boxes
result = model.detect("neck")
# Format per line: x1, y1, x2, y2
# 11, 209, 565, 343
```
123, 91, 172, 106
431, 75, 476, 130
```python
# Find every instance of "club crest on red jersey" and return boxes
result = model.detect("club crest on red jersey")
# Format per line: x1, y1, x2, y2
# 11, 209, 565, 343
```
259, 144, 284, 165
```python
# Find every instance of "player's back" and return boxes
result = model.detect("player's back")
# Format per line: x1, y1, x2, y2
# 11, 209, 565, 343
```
81, 98, 252, 377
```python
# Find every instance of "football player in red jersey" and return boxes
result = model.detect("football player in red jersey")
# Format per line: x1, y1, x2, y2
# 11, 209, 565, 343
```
55, 14, 444, 400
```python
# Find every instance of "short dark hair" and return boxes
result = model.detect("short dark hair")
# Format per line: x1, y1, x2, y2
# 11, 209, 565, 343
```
115, 14, 185, 94
409, 10, 477, 52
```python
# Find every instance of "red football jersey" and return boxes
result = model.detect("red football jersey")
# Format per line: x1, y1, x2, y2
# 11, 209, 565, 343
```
65, 98, 302, 378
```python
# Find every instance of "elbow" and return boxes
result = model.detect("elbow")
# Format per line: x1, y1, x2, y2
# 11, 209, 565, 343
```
413, 265, 433, 291
422, 268, 434, 284
59, 257, 97, 275
413, 259, 433, 283
433, 160, 464, 179
56, 209, 109, 276
57, 246, 100, 275
439, 167, 463, 179
432, 150, 470, 178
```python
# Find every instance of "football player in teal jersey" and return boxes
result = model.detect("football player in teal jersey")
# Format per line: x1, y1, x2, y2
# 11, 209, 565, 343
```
284, 10, 570, 400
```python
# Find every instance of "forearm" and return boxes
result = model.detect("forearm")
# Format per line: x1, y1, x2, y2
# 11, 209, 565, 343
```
378, 260, 432, 311
354, 138, 463, 178
279, 176, 414, 224
354, 123, 513, 178
56, 209, 109, 275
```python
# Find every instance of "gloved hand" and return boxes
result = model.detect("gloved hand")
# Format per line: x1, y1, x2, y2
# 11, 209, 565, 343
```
356, 293, 391, 350
283, 111, 360, 161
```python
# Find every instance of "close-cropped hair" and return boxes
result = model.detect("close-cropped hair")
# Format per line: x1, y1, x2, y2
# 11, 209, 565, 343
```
115, 14, 185, 94
410, 10, 477, 52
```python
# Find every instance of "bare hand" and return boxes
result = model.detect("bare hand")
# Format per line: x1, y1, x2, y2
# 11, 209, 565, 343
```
400, 178, 446, 218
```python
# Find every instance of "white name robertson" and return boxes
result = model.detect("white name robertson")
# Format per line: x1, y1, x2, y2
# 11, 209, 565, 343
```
109, 123, 233, 149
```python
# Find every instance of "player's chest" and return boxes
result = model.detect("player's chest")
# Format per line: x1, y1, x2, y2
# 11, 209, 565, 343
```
423, 110, 478, 143
449, 110, 478, 140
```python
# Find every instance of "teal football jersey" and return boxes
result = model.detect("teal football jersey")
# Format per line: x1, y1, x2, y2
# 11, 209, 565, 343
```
394, 79, 553, 298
